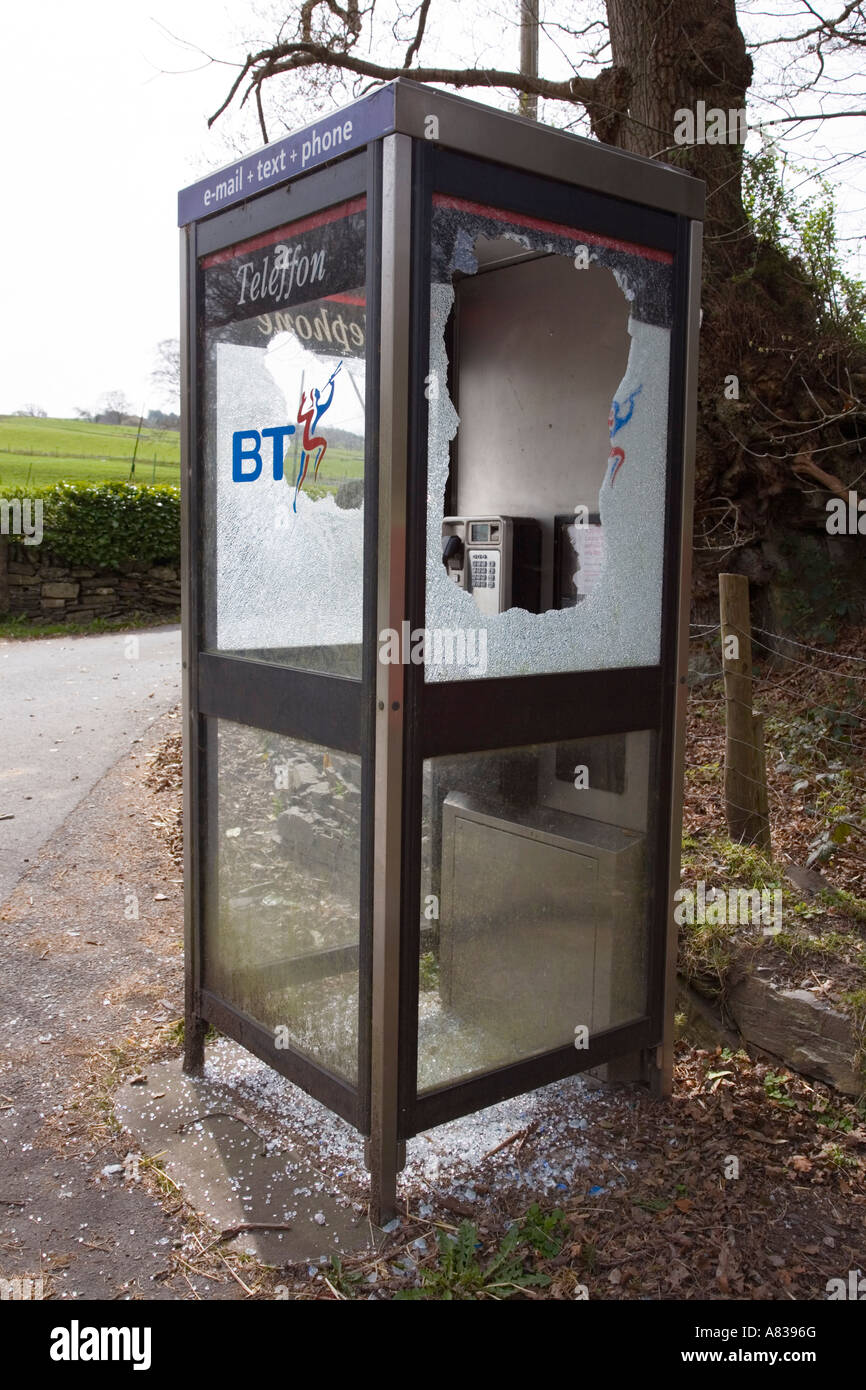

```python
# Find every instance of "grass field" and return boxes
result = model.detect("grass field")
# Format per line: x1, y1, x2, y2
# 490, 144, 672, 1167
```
0, 416, 363, 491
0, 416, 180, 489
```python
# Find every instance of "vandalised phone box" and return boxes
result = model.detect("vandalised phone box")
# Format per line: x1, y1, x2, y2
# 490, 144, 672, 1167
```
179, 79, 704, 1220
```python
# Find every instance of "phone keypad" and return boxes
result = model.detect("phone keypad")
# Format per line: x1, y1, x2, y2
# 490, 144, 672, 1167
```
470, 552, 497, 589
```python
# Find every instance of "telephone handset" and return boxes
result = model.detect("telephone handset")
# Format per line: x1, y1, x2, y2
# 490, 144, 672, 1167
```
441, 515, 542, 616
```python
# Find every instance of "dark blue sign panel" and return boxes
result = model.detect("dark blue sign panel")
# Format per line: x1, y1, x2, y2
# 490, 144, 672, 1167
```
178, 85, 396, 226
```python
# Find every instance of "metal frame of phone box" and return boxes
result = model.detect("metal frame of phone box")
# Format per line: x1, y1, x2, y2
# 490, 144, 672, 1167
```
180, 79, 704, 1221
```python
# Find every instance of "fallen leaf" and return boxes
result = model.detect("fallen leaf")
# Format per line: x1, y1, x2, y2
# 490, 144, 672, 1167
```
438, 1196, 475, 1218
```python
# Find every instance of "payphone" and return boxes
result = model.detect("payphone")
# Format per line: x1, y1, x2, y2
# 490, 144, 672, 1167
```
441, 515, 541, 616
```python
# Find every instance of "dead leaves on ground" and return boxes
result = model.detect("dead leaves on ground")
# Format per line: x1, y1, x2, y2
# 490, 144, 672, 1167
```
544, 1044, 866, 1301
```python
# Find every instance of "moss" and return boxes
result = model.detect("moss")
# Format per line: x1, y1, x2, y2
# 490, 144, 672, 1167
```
714, 839, 781, 891
841, 989, 866, 1078
819, 887, 866, 925
680, 832, 782, 892
772, 929, 861, 963
685, 761, 721, 781
678, 918, 737, 998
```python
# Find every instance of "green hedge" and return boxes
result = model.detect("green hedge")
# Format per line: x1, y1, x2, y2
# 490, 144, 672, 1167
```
4, 482, 180, 568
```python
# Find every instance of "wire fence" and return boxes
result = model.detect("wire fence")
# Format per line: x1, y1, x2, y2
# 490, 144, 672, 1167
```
686, 613, 866, 861
689, 622, 866, 732
0, 447, 179, 467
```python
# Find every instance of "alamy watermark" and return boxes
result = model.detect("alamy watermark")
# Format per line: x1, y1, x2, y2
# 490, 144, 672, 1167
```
378, 622, 487, 674
674, 882, 782, 934
826, 490, 865, 535
0, 497, 42, 546
0, 1274, 44, 1300
49, 1321, 152, 1370
826, 1268, 865, 1299
673, 103, 747, 146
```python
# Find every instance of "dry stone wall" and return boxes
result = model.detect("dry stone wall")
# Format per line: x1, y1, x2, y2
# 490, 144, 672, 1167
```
0, 540, 180, 622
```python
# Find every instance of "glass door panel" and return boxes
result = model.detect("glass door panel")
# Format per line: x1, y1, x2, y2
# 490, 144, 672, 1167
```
426, 195, 674, 682
192, 169, 374, 1115
201, 197, 368, 677
417, 732, 655, 1093
203, 718, 362, 1084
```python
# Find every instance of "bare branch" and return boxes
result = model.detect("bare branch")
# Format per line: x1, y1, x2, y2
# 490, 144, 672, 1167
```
756, 107, 866, 126
210, 38, 599, 127
255, 80, 269, 144
748, 0, 866, 50
208, 54, 255, 128
403, 0, 432, 67
300, 0, 366, 47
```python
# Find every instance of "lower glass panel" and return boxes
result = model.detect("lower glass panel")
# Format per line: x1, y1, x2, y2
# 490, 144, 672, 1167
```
204, 718, 361, 1083
417, 732, 655, 1093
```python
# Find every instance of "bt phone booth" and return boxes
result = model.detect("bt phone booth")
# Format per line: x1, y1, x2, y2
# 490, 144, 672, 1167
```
178, 79, 704, 1219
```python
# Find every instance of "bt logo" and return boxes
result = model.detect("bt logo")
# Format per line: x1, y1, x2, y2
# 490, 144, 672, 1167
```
232, 360, 342, 510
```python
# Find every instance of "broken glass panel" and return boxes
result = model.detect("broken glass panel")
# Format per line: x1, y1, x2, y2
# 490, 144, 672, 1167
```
426, 195, 674, 682
201, 199, 367, 677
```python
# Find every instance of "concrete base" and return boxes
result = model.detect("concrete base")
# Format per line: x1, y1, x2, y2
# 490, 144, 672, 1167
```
115, 1059, 377, 1266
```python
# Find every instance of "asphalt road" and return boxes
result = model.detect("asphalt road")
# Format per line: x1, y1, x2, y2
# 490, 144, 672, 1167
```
0, 625, 181, 906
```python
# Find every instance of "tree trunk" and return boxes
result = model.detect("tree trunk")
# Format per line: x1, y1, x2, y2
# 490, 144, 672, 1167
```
588, 0, 864, 612
588, 2, 760, 585
600, 0, 752, 258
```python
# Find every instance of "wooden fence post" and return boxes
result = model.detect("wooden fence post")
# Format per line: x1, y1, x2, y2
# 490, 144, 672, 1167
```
719, 573, 772, 853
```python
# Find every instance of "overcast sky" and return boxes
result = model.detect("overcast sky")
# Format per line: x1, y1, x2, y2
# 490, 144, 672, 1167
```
0, 2, 248, 417
0, 1, 862, 419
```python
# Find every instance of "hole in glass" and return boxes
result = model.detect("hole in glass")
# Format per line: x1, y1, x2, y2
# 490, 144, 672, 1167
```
426, 200, 674, 681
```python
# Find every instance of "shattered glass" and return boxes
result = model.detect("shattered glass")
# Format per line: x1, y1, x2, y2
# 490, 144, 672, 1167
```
201, 200, 367, 677
425, 196, 674, 682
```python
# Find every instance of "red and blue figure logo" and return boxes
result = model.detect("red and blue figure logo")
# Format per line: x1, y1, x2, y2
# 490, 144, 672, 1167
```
231, 359, 343, 511
607, 384, 642, 486
292, 361, 342, 510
